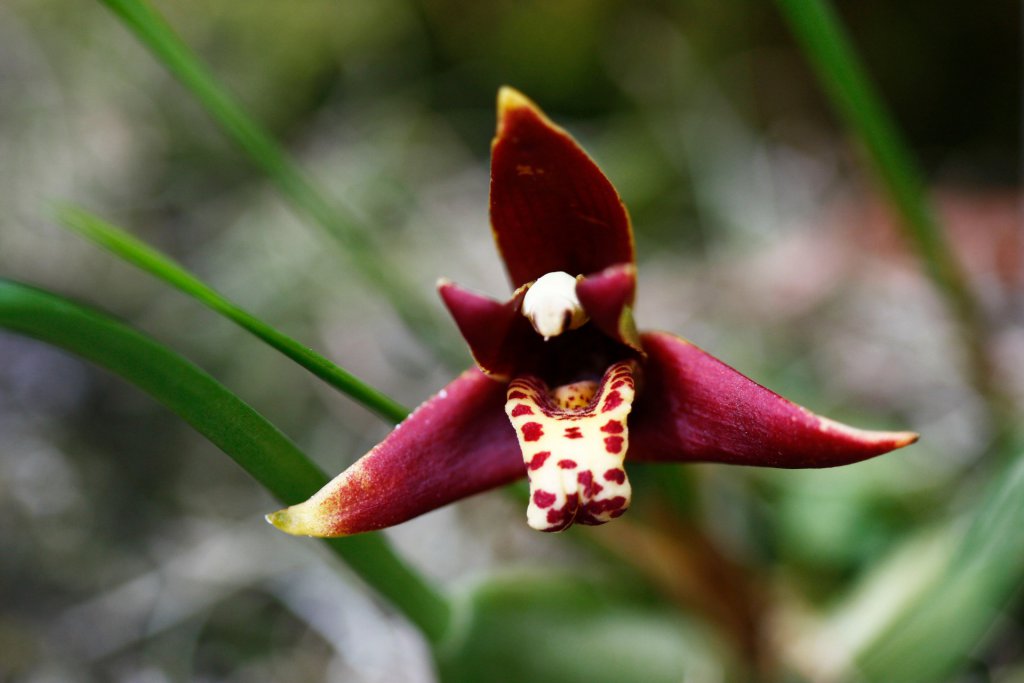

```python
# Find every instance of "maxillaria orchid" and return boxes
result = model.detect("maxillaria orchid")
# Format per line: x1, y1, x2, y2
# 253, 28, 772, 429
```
268, 87, 917, 536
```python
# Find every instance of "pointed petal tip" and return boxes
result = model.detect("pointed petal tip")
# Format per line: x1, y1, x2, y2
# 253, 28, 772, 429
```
265, 503, 342, 538
495, 86, 557, 145
881, 429, 921, 450
497, 86, 536, 118
630, 332, 920, 469
265, 507, 299, 534
900, 432, 921, 447
817, 414, 920, 454
877, 428, 919, 450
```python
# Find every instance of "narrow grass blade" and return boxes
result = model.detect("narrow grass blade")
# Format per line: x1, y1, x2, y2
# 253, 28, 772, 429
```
97, 0, 460, 364
57, 204, 408, 424
0, 279, 450, 643
773, 0, 969, 304
854, 444, 1024, 681
774, 0, 1012, 440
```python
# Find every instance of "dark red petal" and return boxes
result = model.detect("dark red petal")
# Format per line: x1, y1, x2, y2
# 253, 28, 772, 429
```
490, 87, 635, 287
576, 264, 642, 353
629, 332, 918, 468
267, 369, 524, 537
438, 280, 534, 379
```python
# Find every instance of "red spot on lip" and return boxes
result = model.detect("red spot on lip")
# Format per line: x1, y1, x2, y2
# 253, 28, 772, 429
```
532, 490, 556, 508
575, 495, 629, 525
600, 420, 623, 434
563, 426, 583, 439
577, 470, 603, 498
510, 404, 534, 417
528, 451, 551, 470
583, 495, 627, 517
603, 468, 626, 484
558, 459, 577, 469
508, 390, 528, 400
522, 422, 544, 441
604, 436, 624, 454
544, 494, 579, 530
601, 391, 623, 412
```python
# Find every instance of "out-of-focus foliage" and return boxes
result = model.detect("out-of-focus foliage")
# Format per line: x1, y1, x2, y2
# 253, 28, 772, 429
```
438, 574, 722, 683
0, 1, 1018, 682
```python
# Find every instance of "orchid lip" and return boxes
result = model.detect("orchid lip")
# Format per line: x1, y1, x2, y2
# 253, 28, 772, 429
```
506, 360, 638, 532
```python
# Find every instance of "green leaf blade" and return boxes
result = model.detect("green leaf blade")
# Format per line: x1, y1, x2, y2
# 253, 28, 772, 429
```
95, 0, 459, 364
56, 204, 409, 424
773, 0, 1013, 443
0, 279, 450, 643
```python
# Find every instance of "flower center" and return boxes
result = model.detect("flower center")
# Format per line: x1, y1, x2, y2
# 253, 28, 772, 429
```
521, 271, 589, 340
504, 361, 636, 532
551, 380, 598, 410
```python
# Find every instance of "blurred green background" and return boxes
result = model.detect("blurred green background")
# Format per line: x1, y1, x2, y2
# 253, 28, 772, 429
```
0, 1, 1019, 681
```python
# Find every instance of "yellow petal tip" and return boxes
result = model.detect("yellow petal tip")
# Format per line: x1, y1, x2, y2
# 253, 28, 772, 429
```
265, 508, 295, 532
894, 431, 920, 448
816, 414, 920, 453
494, 87, 561, 147
497, 86, 535, 117
265, 504, 330, 537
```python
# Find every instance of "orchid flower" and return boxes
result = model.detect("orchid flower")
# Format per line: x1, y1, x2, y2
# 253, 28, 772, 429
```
267, 87, 917, 536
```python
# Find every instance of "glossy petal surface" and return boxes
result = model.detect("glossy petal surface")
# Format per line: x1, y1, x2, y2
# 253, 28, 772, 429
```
490, 87, 634, 287
576, 263, 642, 352
629, 332, 918, 468
438, 280, 531, 379
268, 369, 523, 537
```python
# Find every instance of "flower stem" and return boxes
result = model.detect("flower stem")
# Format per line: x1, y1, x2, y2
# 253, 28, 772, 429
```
774, 0, 1014, 442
